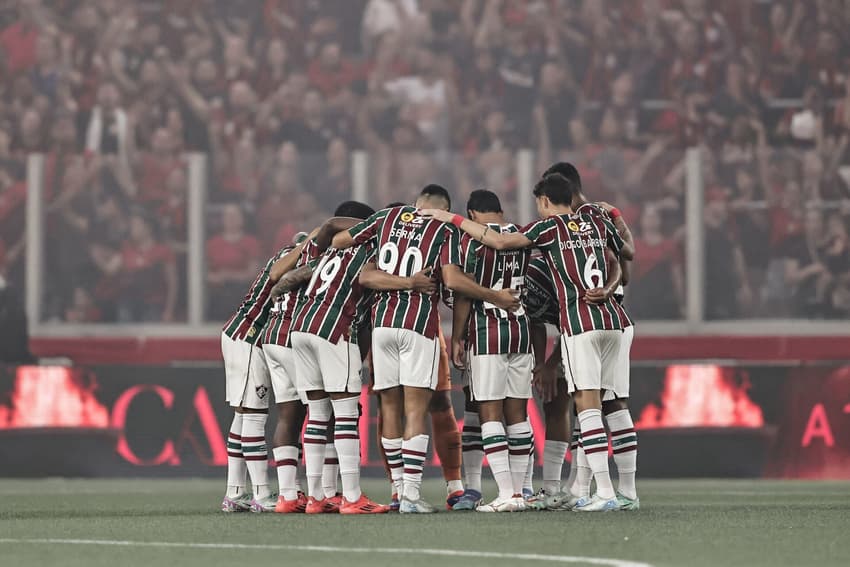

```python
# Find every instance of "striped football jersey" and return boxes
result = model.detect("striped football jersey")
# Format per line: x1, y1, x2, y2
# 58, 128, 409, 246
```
348, 205, 461, 339
460, 223, 531, 355
223, 245, 294, 346
575, 203, 632, 324
524, 254, 559, 327
522, 213, 632, 336
262, 239, 322, 347
291, 243, 376, 343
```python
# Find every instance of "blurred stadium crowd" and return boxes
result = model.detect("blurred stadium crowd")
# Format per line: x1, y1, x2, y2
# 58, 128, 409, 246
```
0, 0, 849, 323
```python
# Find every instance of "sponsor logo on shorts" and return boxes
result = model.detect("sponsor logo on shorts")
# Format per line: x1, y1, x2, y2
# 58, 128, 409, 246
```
255, 385, 268, 399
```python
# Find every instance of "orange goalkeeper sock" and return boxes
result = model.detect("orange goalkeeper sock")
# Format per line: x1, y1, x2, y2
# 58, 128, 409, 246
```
430, 407, 462, 484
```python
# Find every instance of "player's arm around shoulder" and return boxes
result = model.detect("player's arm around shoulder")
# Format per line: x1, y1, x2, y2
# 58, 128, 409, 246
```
420, 208, 532, 250
595, 202, 635, 261
358, 262, 437, 294
441, 264, 520, 312
269, 241, 309, 282
333, 208, 387, 249
270, 265, 313, 300
317, 217, 364, 251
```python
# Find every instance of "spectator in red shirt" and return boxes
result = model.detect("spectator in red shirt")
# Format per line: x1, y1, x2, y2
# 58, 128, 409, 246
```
630, 205, 685, 320
117, 213, 178, 322
0, 2, 40, 74
308, 41, 361, 97
135, 127, 184, 206
205, 203, 261, 320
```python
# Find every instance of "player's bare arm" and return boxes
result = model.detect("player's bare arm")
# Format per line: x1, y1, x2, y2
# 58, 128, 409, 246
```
529, 322, 559, 403
441, 264, 521, 311
315, 217, 362, 251
595, 201, 636, 261
270, 265, 312, 300
585, 248, 623, 305
268, 230, 318, 281
450, 294, 472, 370
420, 209, 533, 251
269, 217, 356, 283
331, 228, 356, 249
358, 262, 437, 294
620, 258, 632, 286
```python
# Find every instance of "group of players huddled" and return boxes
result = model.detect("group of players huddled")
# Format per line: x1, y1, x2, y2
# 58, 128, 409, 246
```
219, 162, 639, 515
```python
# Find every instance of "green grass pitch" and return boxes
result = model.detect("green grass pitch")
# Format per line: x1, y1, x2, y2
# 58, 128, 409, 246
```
1, 478, 848, 567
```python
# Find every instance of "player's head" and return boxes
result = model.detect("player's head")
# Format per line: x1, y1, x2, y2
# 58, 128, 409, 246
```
466, 189, 503, 223
543, 161, 583, 207
415, 184, 451, 211
533, 173, 577, 218
334, 200, 375, 220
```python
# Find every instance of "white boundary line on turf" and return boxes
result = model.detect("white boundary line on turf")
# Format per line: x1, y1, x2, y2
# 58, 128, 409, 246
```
0, 538, 654, 567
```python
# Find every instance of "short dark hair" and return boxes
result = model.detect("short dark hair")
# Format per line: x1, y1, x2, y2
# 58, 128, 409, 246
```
419, 184, 451, 210
543, 162, 581, 189
334, 200, 375, 220
532, 173, 577, 206
466, 189, 502, 215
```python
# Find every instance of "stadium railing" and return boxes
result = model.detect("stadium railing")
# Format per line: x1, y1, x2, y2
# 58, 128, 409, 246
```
22, 148, 850, 347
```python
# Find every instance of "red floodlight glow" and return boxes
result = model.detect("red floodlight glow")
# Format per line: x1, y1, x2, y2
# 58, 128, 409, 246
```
0, 366, 109, 429
635, 364, 764, 429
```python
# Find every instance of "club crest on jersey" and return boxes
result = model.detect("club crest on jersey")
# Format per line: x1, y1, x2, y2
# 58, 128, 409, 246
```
255, 385, 268, 399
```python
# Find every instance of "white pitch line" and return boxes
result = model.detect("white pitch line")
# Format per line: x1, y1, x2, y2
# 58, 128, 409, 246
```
0, 538, 654, 567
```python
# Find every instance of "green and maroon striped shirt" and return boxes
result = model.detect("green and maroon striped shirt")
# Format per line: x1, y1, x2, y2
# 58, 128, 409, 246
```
522, 213, 631, 336
524, 255, 559, 327
223, 245, 293, 346
262, 240, 322, 347
291, 243, 376, 343
460, 223, 531, 355
348, 205, 461, 339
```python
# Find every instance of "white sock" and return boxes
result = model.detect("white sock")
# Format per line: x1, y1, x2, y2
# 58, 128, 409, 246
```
566, 419, 581, 491
381, 436, 403, 497
523, 422, 535, 494
323, 443, 340, 498
461, 411, 483, 492
543, 440, 569, 495
273, 445, 299, 500
226, 413, 246, 497
572, 445, 592, 499
481, 421, 513, 499
241, 413, 271, 499
304, 398, 331, 498
401, 434, 429, 501
331, 397, 362, 502
607, 409, 638, 499
506, 421, 533, 496
578, 408, 614, 499
295, 443, 304, 494
447, 480, 464, 495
